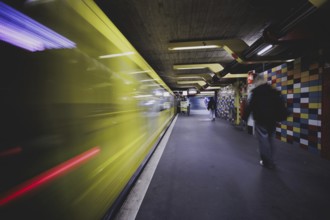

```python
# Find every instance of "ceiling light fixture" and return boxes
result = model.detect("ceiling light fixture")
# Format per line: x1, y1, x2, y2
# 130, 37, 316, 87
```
175, 67, 206, 70
177, 76, 203, 79
168, 39, 249, 64
173, 63, 223, 73
200, 91, 215, 94
0, 2, 75, 52
205, 86, 221, 90
177, 81, 207, 86
188, 89, 197, 95
222, 73, 248, 78
169, 45, 220, 50
257, 45, 273, 56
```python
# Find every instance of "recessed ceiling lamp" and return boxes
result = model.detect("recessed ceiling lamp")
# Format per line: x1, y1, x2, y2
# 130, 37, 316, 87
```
168, 41, 221, 50
0, 2, 76, 52
257, 44, 273, 56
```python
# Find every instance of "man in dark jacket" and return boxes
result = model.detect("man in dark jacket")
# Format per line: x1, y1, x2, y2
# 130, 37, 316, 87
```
243, 74, 287, 169
207, 97, 216, 121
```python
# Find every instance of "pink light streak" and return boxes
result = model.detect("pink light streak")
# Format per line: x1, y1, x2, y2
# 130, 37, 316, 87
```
0, 147, 22, 157
0, 146, 100, 206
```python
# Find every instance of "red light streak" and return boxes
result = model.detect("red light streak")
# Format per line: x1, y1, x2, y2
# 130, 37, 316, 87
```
0, 146, 100, 206
0, 147, 22, 157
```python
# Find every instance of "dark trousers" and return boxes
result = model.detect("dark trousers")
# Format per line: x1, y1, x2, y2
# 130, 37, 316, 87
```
255, 124, 275, 166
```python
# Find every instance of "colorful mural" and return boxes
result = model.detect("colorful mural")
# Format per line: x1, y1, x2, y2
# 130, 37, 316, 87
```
217, 86, 235, 121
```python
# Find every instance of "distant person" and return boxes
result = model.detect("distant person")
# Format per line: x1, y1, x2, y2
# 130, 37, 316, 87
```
207, 97, 216, 121
243, 74, 289, 169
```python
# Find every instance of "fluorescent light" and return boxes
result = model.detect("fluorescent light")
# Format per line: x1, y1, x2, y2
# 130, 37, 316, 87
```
222, 73, 248, 78
200, 91, 214, 94
0, 2, 75, 52
206, 86, 221, 90
177, 76, 203, 79
99, 51, 134, 59
169, 45, 220, 50
257, 45, 273, 56
286, 59, 295, 62
182, 91, 188, 96
178, 81, 206, 86
188, 90, 197, 94
173, 64, 223, 73
176, 67, 206, 70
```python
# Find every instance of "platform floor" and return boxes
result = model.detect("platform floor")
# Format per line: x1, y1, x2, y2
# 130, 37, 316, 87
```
117, 110, 330, 220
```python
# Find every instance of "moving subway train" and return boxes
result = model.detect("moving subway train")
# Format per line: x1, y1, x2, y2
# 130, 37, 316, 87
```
0, 1, 175, 219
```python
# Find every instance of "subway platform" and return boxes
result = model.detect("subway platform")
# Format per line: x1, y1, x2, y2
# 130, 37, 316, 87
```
115, 110, 330, 220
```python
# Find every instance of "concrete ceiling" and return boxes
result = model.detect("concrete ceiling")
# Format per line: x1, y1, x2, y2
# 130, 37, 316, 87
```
95, 0, 330, 92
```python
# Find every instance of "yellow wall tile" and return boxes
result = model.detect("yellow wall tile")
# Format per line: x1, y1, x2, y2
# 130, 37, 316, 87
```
293, 88, 301, 93
309, 103, 319, 108
310, 74, 319, 81
293, 127, 300, 132
301, 71, 309, 78
301, 113, 308, 119
310, 86, 321, 92
301, 76, 309, 82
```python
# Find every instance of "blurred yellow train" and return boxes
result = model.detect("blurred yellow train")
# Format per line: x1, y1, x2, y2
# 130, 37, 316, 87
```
0, 1, 175, 219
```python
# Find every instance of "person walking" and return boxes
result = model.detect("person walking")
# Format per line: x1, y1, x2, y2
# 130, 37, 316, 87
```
243, 74, 289, 169
207, 97, 216, 121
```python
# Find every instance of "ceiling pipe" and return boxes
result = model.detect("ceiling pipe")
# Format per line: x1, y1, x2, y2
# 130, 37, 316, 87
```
245, 0, 328, 59
220, 0, 328, 78
265, 0, 327, 42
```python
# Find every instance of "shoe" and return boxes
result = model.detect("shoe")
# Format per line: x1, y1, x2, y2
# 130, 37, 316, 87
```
260, 160, 275, 169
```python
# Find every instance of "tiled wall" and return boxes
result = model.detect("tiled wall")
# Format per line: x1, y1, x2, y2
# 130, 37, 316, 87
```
261, 58, 322, 154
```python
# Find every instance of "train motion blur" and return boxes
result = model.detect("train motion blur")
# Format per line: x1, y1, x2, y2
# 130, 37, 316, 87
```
0, 1, 175, 219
